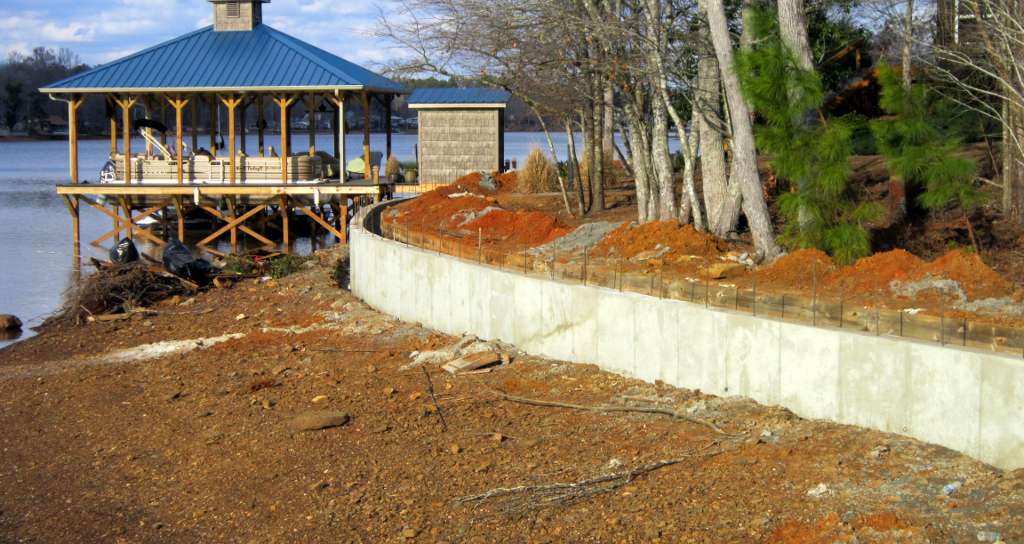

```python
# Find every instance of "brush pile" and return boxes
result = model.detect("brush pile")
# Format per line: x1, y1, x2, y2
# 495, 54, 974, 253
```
60, 264, 195, 324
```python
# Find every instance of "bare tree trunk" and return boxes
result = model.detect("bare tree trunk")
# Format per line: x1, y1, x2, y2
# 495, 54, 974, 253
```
598, 83, 614, 210
566, 118, 586, 217
644, 0, 677, 221
1005, 98, 1024, 222
617, 114, 635, 174
530, 104, 574, 217
778, 0, 814, 71
593, 82, 607, 214
624, 100, 652, 222
695, 51, 731, 234
702, 0, 781, 260
582, 106, 596, 214
902, 0, 914, 88
658, 70, 703, 229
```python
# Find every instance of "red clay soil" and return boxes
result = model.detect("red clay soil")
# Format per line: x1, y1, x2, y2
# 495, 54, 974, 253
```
385, 172, 571, 248
591, 221, 728, 259
754, 249, 836, 289
823, 249, 924, 298
909, 249, 1015, 300
462, 208, 572, 246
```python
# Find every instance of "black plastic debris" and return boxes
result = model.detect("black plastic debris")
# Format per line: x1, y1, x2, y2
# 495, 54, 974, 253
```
162, 239, 216, 285
109, 238, 140, 264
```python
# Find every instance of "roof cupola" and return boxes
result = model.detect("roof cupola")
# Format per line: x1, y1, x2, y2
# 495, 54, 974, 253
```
210, 0, 269, 32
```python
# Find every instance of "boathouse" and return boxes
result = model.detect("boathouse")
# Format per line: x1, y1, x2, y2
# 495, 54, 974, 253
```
408, 88, 510, 184
40, 0, 407, 255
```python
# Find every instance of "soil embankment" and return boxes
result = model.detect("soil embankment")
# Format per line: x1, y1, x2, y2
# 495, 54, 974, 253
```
0, 245, 1021, 542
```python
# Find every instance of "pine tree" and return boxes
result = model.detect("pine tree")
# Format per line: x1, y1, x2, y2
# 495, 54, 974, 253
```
870, 65, 984, 250
736, 8, 880, 264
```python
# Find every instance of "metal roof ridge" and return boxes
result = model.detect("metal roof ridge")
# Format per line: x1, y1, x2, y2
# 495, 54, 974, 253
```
260, 25, 366, 91
41, 25, 214, 91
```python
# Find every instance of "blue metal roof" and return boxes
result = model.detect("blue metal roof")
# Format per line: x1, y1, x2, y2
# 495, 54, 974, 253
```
40, 25, 406, 94
407, 87, 511, 105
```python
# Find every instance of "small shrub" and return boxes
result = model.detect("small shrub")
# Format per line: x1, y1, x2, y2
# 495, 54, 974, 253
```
268, 254, 313, 278
518, 147, 559, 193
578, 150, 617, 191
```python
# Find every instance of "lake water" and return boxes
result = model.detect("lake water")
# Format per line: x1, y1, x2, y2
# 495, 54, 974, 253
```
0, 131, 671, 347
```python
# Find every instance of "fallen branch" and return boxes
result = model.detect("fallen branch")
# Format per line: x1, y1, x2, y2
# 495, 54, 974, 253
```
455, 443, 719, 512
421, 366, 448, 432
492, 391, 738, 436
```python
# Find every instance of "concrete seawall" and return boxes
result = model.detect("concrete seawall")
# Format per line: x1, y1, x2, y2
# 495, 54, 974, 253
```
351, 204, 1024, 470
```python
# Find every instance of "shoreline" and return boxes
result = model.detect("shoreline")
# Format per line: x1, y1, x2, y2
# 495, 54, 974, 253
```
0, 244, 1021, 541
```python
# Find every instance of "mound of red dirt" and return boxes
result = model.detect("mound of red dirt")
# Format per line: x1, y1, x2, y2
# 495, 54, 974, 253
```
755, 249, 836, 289
384, 172, 569, 247
591, 221, 727, 259
463, 208, 571, 246
823, 249, 924, 297
909, 249, 1014, 300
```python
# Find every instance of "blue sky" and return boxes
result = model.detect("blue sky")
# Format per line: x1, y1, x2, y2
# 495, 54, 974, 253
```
0, 0, 402, 68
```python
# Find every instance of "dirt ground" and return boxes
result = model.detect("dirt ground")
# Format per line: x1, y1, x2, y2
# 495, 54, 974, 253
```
1, 246, 1022, 543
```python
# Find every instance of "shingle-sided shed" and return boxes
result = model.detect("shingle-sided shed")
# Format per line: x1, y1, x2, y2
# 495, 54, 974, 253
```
408, 88, 511, 183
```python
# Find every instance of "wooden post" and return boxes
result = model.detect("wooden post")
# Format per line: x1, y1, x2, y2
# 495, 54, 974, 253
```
209, 94, 218, 154
304, 95, 320, 157
107, 96, 117, 159
329, 93, 346, 181
113, 96, 137, 185
220, 95, 243, 184
273, 95, 296, 183
362, 92, 371, 180
257, 95, 265, 156
385, 95, 393, 160
160, 98, 168, 147
174, 197, 185, 241
143, 95, 154, 156
68, 95, 84, 184
68, 94, 84, 248
168, 96, 190, 185
190, 99, 198, 151
274, 95, 296, 252
238, 98, 248, 156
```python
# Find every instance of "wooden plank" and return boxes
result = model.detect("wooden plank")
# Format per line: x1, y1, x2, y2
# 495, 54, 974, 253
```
296, 206, 345, 241
93, 201, 169, 245
83, 198, 165, 246
197, 204, 274, 247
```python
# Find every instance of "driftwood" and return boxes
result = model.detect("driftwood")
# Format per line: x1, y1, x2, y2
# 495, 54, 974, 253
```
491, 391, 738, 436
455, 443, 721, 513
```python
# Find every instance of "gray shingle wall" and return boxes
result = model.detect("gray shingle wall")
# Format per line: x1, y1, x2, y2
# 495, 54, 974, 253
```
418, 109, 499, 183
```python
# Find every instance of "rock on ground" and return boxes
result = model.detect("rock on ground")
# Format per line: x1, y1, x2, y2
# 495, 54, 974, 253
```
0, 315, 21, 330
288, 411, 351, 432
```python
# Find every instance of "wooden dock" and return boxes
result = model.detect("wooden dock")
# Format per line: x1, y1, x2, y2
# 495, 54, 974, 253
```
59, 181, 394, 256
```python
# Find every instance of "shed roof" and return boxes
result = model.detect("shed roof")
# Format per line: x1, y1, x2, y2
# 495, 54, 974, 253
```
407, 87, 510, 108
40, 25, 406, 94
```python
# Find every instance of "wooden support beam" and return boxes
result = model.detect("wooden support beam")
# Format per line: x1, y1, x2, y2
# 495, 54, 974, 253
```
143, 95, 154, 155
273, 95, 296, 184
296, 206, 346, 242
113, 96, 137, 185
257, 95, 265, 157
304, 95, 320, 157
93, 201, 169, 245
196, 201, 272, 248
107, 96, 117, 159
197, 204, 275, 247
328, 93, 347, 181
362, 91, 371, 180
190, 98, 198, 151
238, 99, 248, 156
61, 195, 80, 246
83, 198, 165, 247
220, 94, 243, 185
173, 196, 186, 241
167, 96, 190, 185
209, 94, 218, 154
280, 195, 290, 251
68, 95, 84, 183
385, 94, 393, 160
